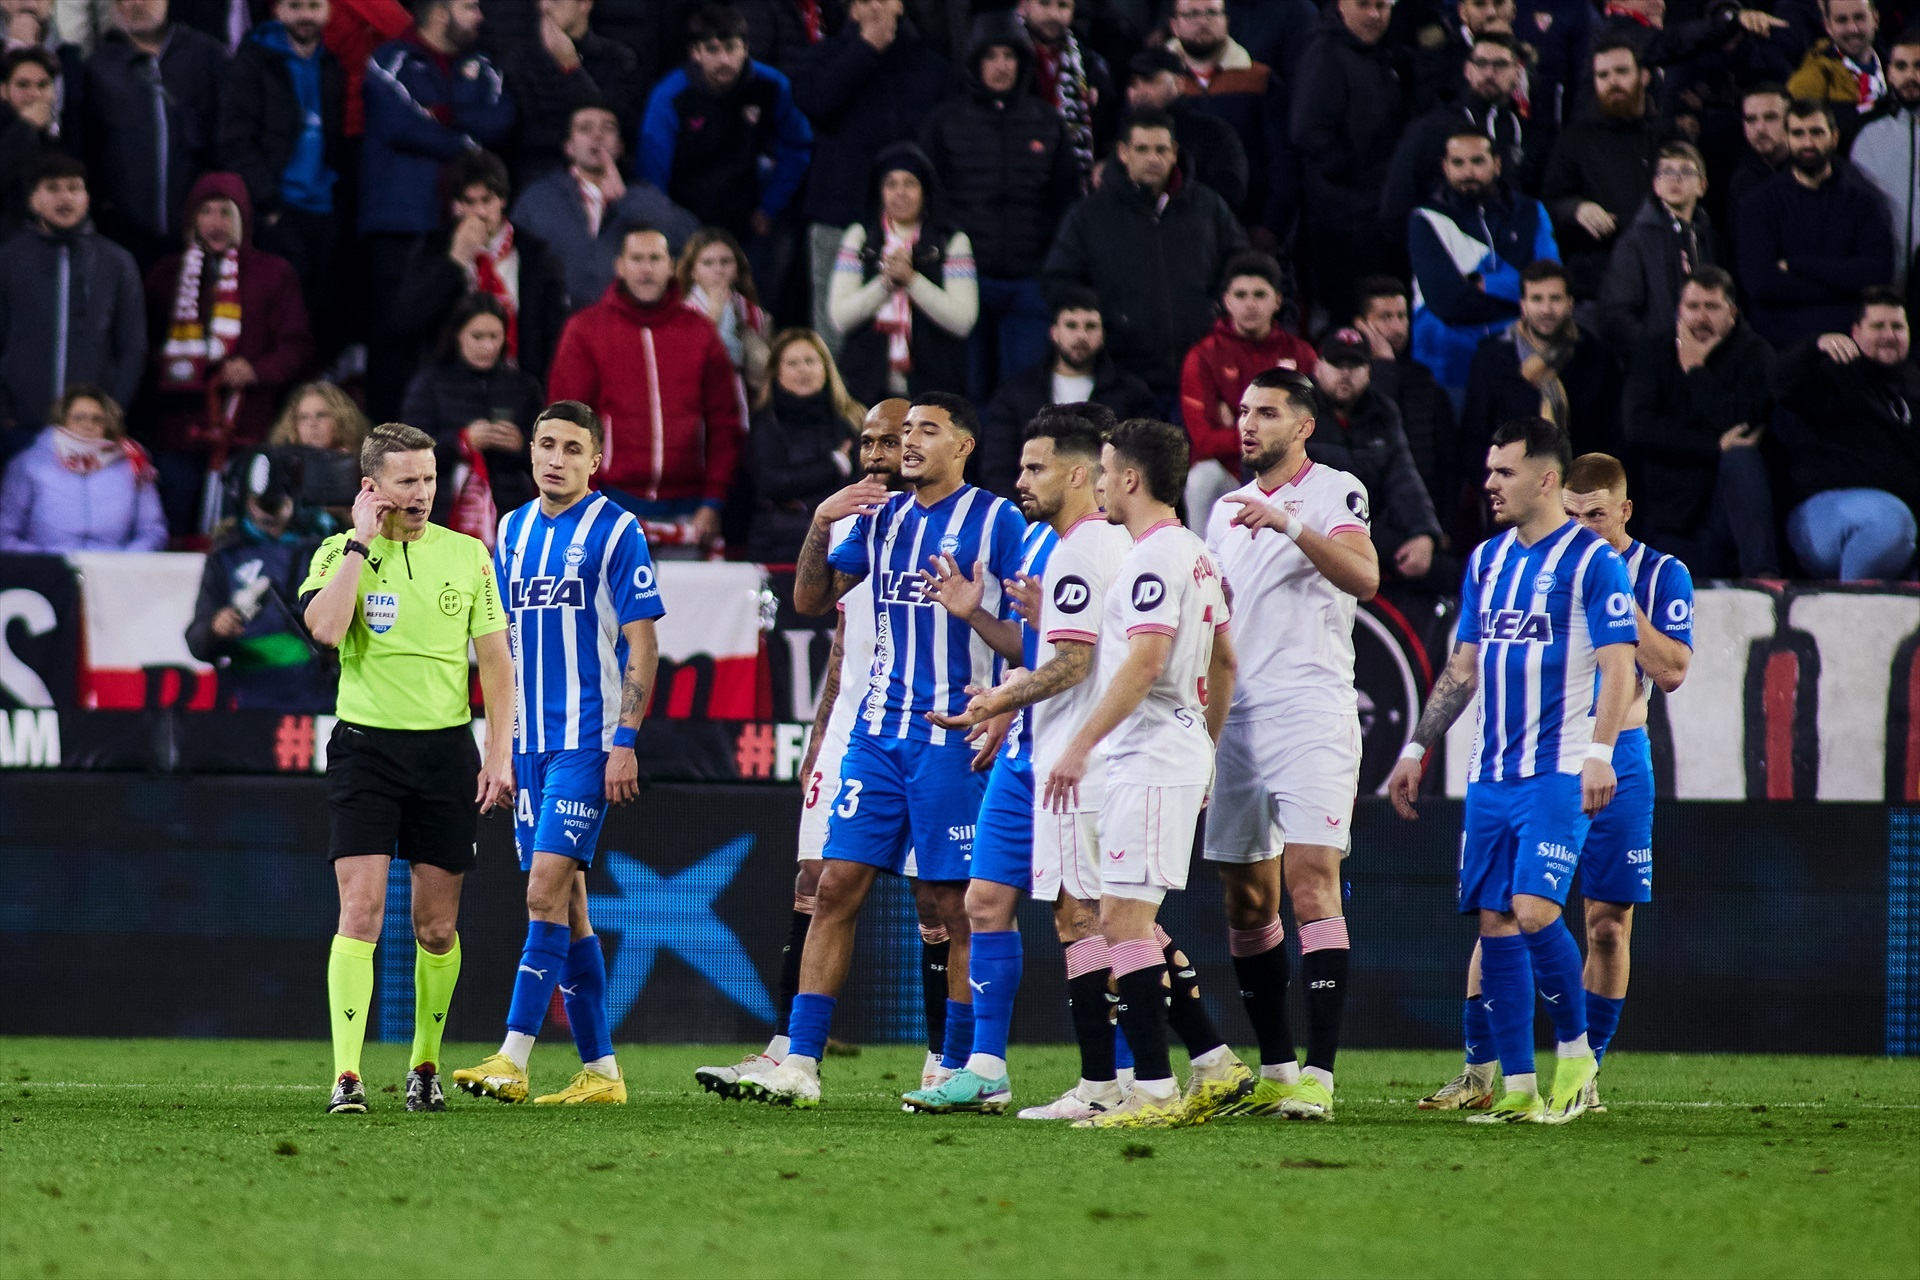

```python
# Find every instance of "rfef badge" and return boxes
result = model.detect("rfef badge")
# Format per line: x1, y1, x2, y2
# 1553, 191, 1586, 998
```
364, 592, 400, 633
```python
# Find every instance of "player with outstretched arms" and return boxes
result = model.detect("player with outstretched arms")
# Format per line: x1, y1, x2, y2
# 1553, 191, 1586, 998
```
737, 392, 1028, 1108
1045, 418, 1253, 1130
1201, 367, 1380, 1123
1417, 452, 1693, 1113
452, 401, 663, 1105
1387, 417, 1640, 1125
695, 401, 962, 1096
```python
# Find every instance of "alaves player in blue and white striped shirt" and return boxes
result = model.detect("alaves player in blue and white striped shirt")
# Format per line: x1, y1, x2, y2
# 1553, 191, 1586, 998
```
739, 391, 1028, 1109
1386, 417, 1640, 1127
453, 401, 665, 1108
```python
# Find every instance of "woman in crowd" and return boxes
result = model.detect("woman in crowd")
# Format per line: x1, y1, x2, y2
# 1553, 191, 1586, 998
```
678, 228, 772, 402
266, 381, 369, 524
747, 328, 863, 563
0, 385, 167, 552
829, 143, 977, 405
401, 293, 541, 540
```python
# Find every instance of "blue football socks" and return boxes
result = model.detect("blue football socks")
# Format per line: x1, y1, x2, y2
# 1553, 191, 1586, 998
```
560, 934, 614, 1063
1464, 993, 1497, 1066
1478, 933, 1536, 1078
1586, 990, 1625, 1064
506, 921, 570, 1037
966, 931, 1021, 1062
941, 998, 975, 1071
786, 992, 836, 1061
1523, 918, 1589, 1045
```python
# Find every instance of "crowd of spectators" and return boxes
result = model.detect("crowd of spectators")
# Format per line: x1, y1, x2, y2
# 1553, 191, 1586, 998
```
0, 0, 1917, 632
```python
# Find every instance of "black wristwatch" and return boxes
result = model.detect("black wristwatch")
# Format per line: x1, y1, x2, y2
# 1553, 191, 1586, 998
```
343, 539, 371, 561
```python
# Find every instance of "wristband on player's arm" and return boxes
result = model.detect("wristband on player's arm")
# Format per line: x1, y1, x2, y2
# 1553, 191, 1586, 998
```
1399, 742, 1427, 764
1585, 741, 1614, 766
612, 726, 638, 750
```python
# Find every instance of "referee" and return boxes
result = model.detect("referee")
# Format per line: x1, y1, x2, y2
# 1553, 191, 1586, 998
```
301, 423, 516, 1115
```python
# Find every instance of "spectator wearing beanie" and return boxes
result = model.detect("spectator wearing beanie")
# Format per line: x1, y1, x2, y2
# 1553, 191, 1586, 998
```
920, 11, 1078, 402
828, 142, 977, 406
1179, 250, 1316, 524
547, 223, 744, 554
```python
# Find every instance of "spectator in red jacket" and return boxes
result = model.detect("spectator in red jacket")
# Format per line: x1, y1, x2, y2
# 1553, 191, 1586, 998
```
547, 224, 743, 553
1178, 249, 1316, 525
144, 171, 313, 536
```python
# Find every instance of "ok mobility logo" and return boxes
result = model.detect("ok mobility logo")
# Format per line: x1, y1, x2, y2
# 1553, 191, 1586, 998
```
589, 836, 776, 1030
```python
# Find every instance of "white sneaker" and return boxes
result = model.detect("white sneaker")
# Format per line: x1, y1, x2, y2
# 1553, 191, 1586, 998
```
1016, 1083, 1119, 1121
695, 1052, 777, 1100
736, 1060, 821, 1109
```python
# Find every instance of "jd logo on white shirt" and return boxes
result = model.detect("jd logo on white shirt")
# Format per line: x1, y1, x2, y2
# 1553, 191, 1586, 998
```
1131, 574, 1165, 610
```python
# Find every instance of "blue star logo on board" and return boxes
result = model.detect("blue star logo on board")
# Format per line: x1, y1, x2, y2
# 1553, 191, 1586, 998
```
590, 837, 776, 1032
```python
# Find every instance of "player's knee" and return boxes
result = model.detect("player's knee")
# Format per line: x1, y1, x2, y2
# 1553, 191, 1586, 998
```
1588, 911, 1630, 952
1513, 898, 1562, 933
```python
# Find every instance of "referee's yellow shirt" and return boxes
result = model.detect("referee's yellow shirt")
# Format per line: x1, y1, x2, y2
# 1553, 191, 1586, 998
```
301, 523, 507, 731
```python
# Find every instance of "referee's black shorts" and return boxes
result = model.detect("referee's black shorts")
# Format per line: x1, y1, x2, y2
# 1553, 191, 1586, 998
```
326, 721, 480, 872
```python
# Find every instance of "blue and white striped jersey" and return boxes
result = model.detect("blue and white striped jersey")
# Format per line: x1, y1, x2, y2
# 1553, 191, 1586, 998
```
1456, 519, 1638, 782
999, 520, 1059, 764
1621, 539, 1695, 700
829, 484, 1028, 745
496, 494, 666, 754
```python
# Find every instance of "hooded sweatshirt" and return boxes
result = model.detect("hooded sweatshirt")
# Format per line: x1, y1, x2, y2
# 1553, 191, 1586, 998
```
1180, 316, 1319, 470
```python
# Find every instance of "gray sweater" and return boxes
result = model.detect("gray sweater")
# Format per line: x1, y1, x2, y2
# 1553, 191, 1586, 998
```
509, 169, 701, 315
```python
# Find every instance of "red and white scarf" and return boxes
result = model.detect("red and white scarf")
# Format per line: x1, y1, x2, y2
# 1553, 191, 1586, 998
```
447, 430, 498, 549
469, 223, 520, 359
874, 218, 917, 376
51, 427, 156, 484
161, 244, 242, 389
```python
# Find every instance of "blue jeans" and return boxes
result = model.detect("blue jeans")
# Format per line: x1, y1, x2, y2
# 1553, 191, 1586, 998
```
1787, 488, 1917, 580
967, 276, 1052, 403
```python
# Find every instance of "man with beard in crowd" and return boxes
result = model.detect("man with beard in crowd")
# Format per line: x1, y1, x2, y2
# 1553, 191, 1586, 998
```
1382, 32, 1533, 244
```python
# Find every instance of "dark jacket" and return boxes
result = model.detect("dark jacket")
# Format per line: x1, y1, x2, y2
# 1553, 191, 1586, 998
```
1541, 107, 1682, 298
1409, 181, 1559, 390
1771, 338, 1920, 512
359, 36, 514, 235
789, 18, 958, 226
80, 25, 228, 251
390, 223, 571, 384
0, 111, 67, 240
1380, 97, 1532, 242
918, 14, 1078, 280
1167, 96, 1249, 215
143, 173, 315, 452
1289, 13, 1410, 226
1461, 324, 1622, 470
747, 386, 858, 561
219, 26, 346, 218
640, 61, 813, 239
508, 168, 702, 311
982, 352, 1156, 497
740, 0, 846, 73
1597, 200, 1718, 352
500, 29, 641, 182
1370, 351, 1457, 518
1622, 321, 1775, 534
1307, 386, 1444, 560
1043, 162, 1249, 395
0, 220, 145, 455
400, 356, 542, 523
1174, 41, 1296, 231
1737, 161, 1896, 350
835, 145, 971, 404
184, 527, 334, 711
1720, 146, 1783, 269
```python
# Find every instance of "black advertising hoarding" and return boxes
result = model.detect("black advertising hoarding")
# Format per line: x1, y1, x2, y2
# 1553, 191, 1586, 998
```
0, 773, 1900, 1055
0, 554, 79, 710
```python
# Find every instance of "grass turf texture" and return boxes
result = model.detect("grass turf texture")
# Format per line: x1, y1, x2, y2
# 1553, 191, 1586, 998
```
3, 1039, 1915, 1279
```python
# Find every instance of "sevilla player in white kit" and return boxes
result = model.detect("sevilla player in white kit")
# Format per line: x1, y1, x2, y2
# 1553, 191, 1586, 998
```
1044, 418, 1253, 1129
1203, 366, 1381, 1123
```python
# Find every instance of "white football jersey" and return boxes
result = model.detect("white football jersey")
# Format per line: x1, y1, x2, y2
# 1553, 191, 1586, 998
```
1033, 513, 1134, 805
823, 514, 879, 748
1205, 461, 1370, 720
1095, 519, 1229, 786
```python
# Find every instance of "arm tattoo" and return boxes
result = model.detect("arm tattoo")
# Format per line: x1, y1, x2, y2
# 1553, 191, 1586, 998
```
619, 654, 654, 726
795, 517, 861, 610
811, 633, 844, 736
1411, 644, 1477, 751
993, 644, 1092, 714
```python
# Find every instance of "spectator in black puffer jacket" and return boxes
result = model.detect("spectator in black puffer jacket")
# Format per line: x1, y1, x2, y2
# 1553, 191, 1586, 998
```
921, 11, 1079, 403
747, 328, 864, 562
789, 0, 956, 351
1044, 108, 1247, 409
738, 0, 844, 74
499, 0, 642, 184
1290, 0, 1410, 324
401, 292, 541, 529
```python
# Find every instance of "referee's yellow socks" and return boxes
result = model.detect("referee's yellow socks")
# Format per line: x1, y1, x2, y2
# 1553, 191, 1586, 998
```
411, 935, 462, 1071
328, 935, 376, 1080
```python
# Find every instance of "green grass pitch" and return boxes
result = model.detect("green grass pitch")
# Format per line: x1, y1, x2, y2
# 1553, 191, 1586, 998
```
3, 1038, 1916, 1279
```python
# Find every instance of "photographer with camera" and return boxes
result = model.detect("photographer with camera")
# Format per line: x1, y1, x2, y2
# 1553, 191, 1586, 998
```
184, 448, 335, 711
